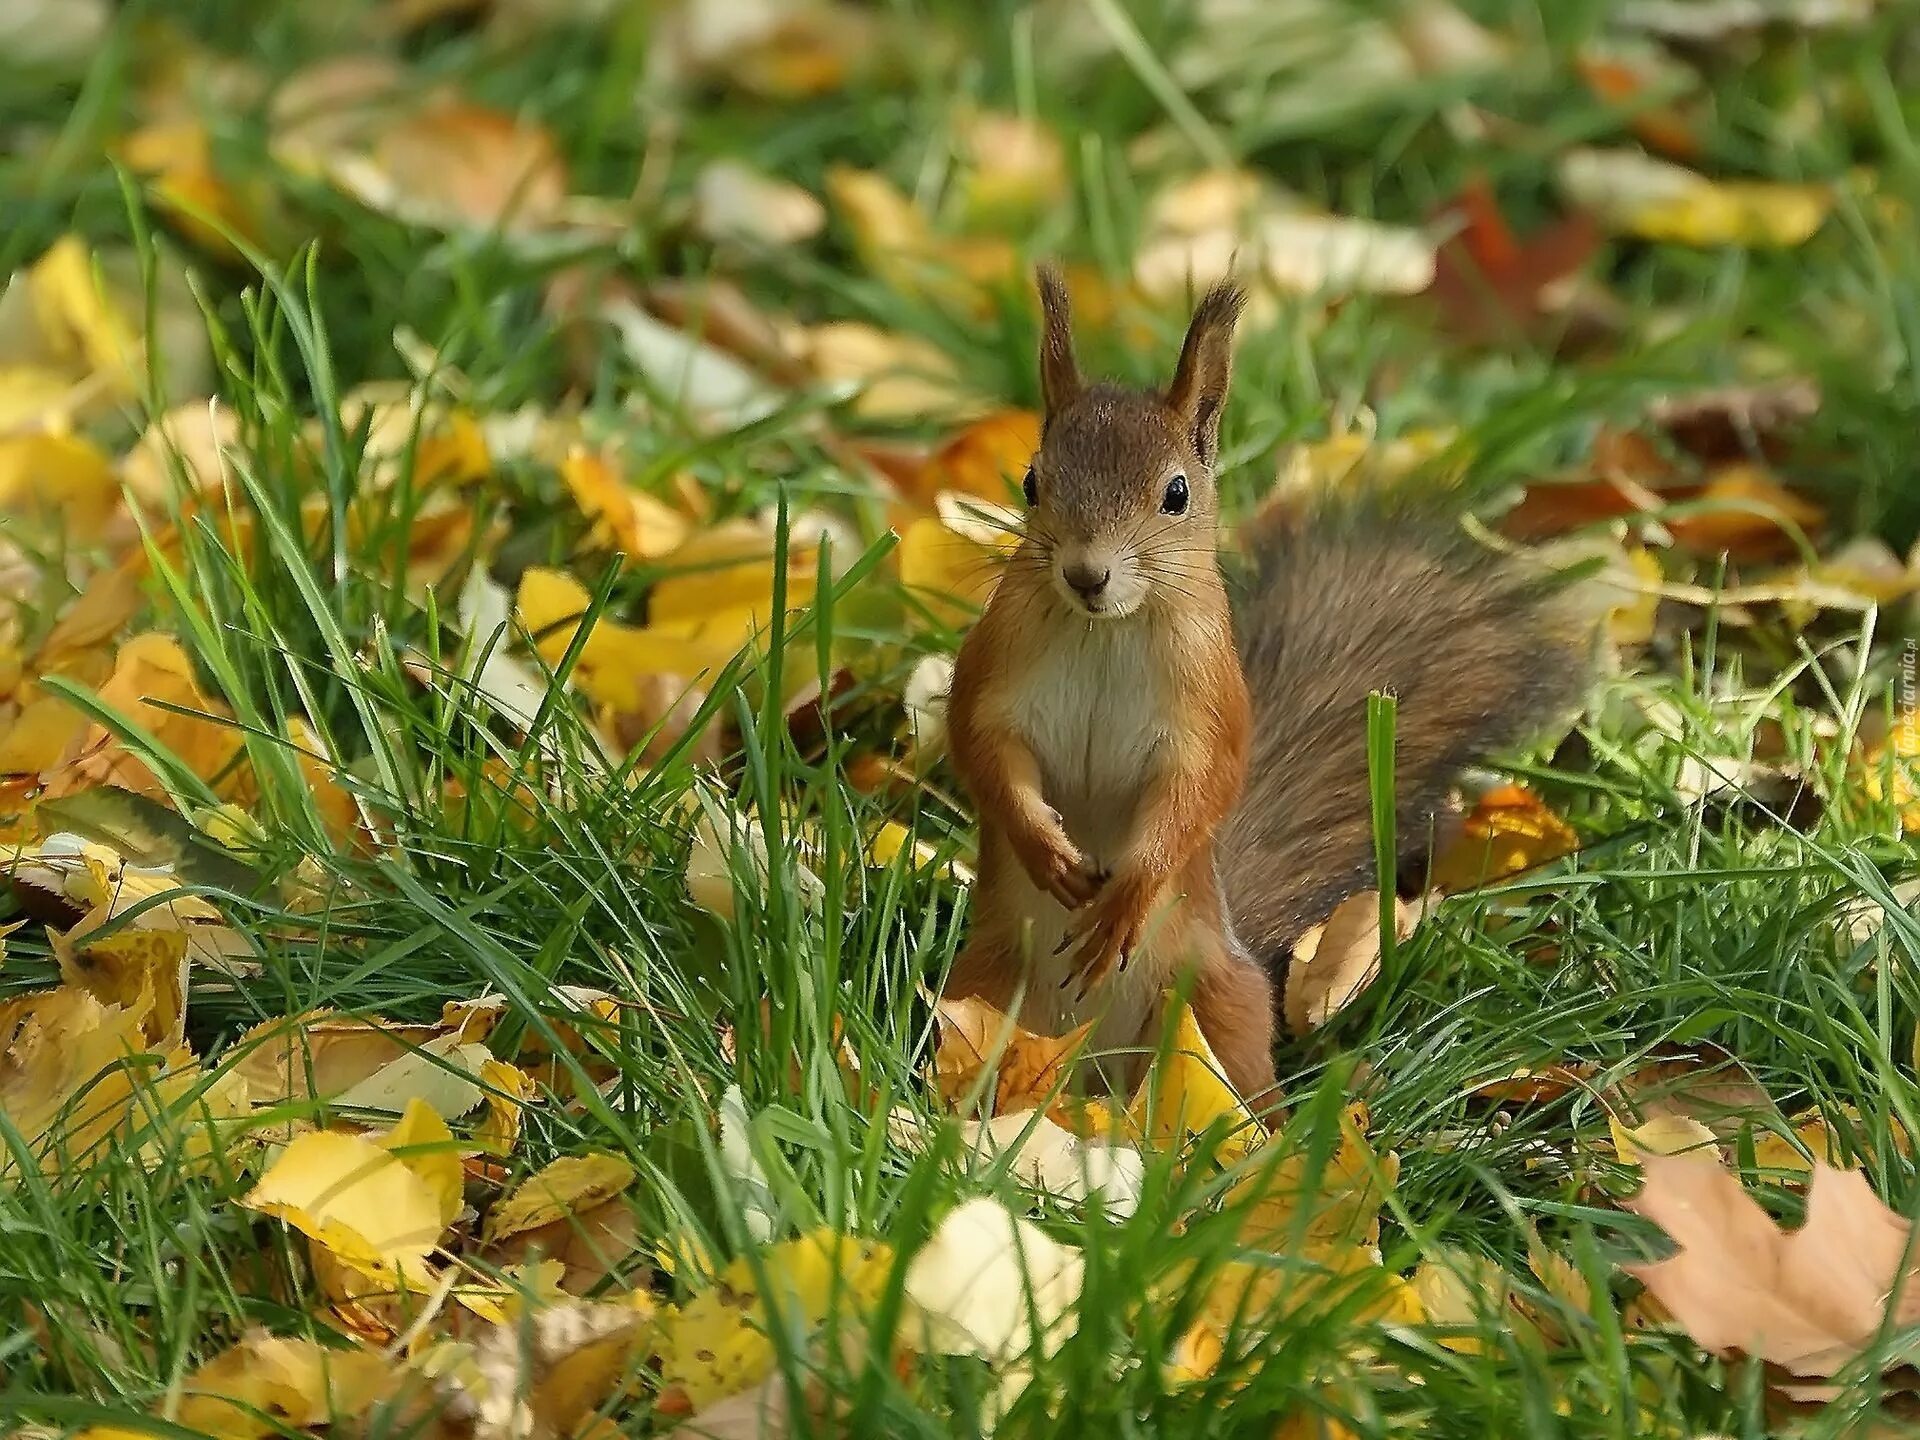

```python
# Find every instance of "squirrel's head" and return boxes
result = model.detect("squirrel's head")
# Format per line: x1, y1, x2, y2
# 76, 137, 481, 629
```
1021, 264, 1245, 621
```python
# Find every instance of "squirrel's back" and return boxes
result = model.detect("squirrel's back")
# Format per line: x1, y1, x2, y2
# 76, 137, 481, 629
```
1220, 496, 1588, 969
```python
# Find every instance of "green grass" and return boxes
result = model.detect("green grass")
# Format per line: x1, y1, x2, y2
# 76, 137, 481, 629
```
5, 1, 1920, 1436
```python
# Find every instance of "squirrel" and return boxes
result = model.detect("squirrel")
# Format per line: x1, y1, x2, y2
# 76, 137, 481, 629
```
942, 265, 1586, 1102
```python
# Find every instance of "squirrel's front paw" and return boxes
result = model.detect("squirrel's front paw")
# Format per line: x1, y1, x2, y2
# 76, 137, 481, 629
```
1060, 897, 1143, 995
1015, 822, 1102, 911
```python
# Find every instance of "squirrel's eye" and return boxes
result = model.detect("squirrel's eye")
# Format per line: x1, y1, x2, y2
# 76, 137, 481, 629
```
1161, 474, 1190, 515
1022, 467, 1038, 507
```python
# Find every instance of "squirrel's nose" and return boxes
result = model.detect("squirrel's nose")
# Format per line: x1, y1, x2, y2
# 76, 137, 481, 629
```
1063, 563, 1110, 601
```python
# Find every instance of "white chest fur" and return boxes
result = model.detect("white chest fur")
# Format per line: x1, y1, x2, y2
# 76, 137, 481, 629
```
1006, 617, 1169, 866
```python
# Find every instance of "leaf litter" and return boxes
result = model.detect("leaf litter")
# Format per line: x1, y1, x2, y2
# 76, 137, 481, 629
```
2, 0, 1918, 1434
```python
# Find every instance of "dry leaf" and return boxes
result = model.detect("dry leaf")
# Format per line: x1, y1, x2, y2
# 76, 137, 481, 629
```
42, 633, 243, 801
170, 1330, 392, 1440
486, 1153, 636, 1243
1626, 1150, 1920, 1381
1125, 998, 1265, 1162
241, 1105, 459, 1285
932, 994, 1091, 1119
691, 161, 825, 247
901, 1196, 1081, 1408
659, 1229, 892, 1414
889, 1107, 1144, 1217
801, 321, 982, 422
1230, 1103, 1398, 1252
1557, 148, 1832, 248
440, 1296, 654, 1440
1285, 891, 1429, 1034
1430, 784, 1578, 892
559, 446, 691, 561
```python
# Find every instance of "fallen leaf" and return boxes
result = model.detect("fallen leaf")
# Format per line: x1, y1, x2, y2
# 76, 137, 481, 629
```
53, 921, 189, 1051
691, 161, 825, 247
241, 1108, 458, 1284
659, 1229, 892, 1414
932, 994, 1091, 1119
228, 1010, 446, 1108
1625, 1150, 1920, 1381
445, 1296, 654, 1440
1427, 177, 1599, 344
1575, 47, 1701, 159
42, 633, 244, 802
1231, 1102, 1398, 1251
890, 1107, 1144, 1217
1125, 997, 1266, 1161
484, 1153, 637, 1244
954, 109, 1066, 222
1558, 148, 1832, 248
0, 985, 159, 1175
801, 321, 983, 422
1663, 463, 1825, 560
171, 1330, 392, 1440
901, 1196, 1081, 1407
1285, 891, 1429, 1034
559, 446, 691, 561
1430, 784, 1578, 892
332, 1034, 494, 1121
0, 432, 122, 532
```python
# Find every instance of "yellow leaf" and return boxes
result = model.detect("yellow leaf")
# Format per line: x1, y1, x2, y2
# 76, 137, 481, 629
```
913, 409, 1039, 508
27, 235, 143, 397
54, 922, 189, 1051
42, 633, 244, 801
1559, 148, 1831, 248
0, 985, 156, 1175
484, 1153, 636, 1243
475, 1056, 535, 1156
119, 118, 274, 262
1125, 998, 1263, 1165
242, 1128, 451, 1281
381, 1097, 464, 1226
955, 110, 1066, 222
1284, 891, 1428, 1034
1230, 1103, 1398, 1251
0, 694, 84, 775
1430, 784, 1578, 892
0, 432, 121, 531
1863, 715, 1920, 833
228, 1009, 443, 1107
1610, 1113, 1718, 1165
452, 1258, 570, 1326
897, 504, 1016, 626
172, 1331, 392, 1440
561, 445, 690, 560
660, 1229, 892, 1413
803, 321, 981, 422
447, 1297, 653, 1439
1411, 1247, 1523, 1355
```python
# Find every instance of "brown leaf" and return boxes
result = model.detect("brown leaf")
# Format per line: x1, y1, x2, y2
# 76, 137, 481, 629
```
932, 994, 1090, 1119
1626, 1152, 1920, 1381
1284, 891, 1428, 1034
1427, 177, 1599, 345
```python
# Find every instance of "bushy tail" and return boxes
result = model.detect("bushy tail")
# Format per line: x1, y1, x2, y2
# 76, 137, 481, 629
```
1219, 496, 1589, 970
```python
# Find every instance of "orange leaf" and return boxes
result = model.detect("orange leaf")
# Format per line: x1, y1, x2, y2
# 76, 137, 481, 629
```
932, 995, 1091, 1119
1430, 784, 1577, 892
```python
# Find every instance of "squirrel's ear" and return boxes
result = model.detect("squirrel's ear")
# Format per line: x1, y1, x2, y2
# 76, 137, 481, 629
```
1166, 280, 1246, 467
1035, 263, 1081, 422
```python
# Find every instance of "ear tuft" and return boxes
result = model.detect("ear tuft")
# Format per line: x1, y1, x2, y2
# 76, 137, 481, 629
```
1166, 280, 1245, 466
1035, 262, 1082, 422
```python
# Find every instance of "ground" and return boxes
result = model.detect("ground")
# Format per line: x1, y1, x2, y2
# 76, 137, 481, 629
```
2, 1, 1920, 1437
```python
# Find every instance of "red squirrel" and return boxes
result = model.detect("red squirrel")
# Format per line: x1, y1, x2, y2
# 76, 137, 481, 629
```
943, 266, 1585, 1101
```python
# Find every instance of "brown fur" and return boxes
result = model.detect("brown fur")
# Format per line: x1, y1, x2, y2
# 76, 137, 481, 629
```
1221, 499, 1586, 970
